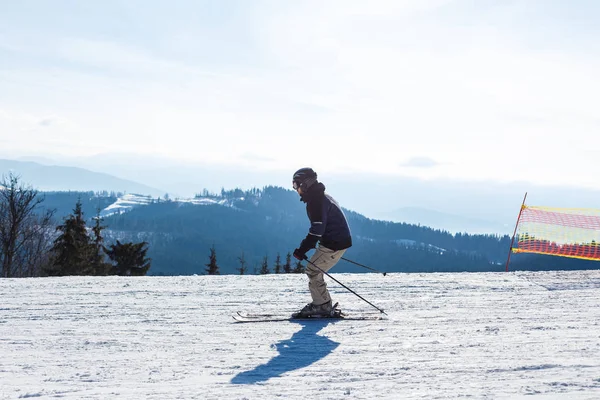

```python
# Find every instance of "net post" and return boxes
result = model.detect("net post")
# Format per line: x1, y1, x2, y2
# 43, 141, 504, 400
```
505, 192, 528, 272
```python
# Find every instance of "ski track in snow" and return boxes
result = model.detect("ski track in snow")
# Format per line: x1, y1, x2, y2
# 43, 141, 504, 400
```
1, 271, 599, 399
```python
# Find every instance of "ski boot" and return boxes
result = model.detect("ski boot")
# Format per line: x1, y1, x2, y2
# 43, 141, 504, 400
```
292, 301, 342, 318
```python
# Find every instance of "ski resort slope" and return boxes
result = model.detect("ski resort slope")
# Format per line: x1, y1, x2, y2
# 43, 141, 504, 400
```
1, 271, 599, 399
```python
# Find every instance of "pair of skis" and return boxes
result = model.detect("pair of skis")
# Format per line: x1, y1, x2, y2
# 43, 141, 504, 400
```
232, 304, 385, 323
233, 259, 387, 323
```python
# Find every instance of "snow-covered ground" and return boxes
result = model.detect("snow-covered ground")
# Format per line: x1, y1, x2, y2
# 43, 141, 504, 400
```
1, 271, 599, 399
99, 193, 240, 218
100, 194, 154, 218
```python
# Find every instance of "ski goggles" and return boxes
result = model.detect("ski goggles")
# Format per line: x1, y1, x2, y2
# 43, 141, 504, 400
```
292, 181, 300, 190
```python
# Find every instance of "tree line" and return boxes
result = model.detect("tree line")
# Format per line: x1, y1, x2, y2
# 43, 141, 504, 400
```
0, 173, 151, 278
205, 245, 305, 275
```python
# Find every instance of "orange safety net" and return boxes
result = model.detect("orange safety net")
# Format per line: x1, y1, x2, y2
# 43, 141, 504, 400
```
512, 205, 600, 261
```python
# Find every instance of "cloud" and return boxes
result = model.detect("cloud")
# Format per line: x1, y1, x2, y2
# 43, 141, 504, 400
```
38, 118, 53, 127
238, 153, 277, 163
400, 157, 440, 169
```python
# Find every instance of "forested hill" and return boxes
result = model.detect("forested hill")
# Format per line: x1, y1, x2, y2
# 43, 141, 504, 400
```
38, 187, 518, 275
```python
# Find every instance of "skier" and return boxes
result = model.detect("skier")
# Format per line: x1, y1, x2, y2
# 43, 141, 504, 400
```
292, 167, 352, 317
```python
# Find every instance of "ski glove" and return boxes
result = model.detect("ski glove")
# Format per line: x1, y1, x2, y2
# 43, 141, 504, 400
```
298, 234, 319, 255
293, 248, 308, 261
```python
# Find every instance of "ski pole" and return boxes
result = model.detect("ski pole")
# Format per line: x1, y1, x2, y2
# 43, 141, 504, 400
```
303, 258, 387, 315
341, 257, 387, 276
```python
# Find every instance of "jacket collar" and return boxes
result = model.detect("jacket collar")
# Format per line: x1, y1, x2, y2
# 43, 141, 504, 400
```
300, 182, 325, 203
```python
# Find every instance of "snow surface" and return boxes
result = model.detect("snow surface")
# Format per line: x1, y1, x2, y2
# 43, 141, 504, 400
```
99, 194, 238, 218
1, 271, 600, 399
100, 194, 154, 218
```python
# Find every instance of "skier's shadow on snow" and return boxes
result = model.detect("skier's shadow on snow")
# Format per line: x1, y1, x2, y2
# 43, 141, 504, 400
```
231, 319, 340, 384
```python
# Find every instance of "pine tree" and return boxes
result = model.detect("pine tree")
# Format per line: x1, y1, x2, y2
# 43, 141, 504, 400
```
283, 252, 292, 273
90, 210, 111, 275
205, 245, 220, 275
274, 253, 282, 274
237, 252, 248, 275
49, 198, 94, 276
105, 240, 151, 276
292, 260, 305, 273
259, 255, 270, 274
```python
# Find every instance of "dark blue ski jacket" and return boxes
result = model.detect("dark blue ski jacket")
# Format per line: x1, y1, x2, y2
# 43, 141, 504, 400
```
297, 182, 352, 254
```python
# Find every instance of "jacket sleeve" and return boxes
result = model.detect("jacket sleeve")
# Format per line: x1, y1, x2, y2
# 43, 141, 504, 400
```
298, 198, 328, 253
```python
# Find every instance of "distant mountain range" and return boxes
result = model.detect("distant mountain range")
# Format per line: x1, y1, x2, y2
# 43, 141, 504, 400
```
4, 154, 600, 236
0, 159, 165, 197
38, 188, 513, 275
38, 188, 599, 276
0, 156, 512, 234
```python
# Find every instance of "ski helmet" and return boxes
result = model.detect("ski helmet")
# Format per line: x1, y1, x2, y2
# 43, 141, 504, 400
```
292, 167, 318, 190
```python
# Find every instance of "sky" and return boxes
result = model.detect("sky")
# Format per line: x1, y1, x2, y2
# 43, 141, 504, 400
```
1, 0, 599, 189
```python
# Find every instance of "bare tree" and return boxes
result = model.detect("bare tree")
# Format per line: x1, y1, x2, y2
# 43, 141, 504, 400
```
0, 173, 54, 277
14, 222, 54, 277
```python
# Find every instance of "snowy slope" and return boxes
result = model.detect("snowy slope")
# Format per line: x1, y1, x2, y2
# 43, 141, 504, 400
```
1, 271, 599, 399
100, 193, 154, 217
99, 193, 239, 217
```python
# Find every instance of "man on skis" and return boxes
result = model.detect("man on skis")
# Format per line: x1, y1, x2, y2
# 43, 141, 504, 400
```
292, 168, 352, 317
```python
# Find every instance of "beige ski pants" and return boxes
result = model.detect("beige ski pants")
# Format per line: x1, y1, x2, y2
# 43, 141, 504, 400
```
306, 245, 346, 305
